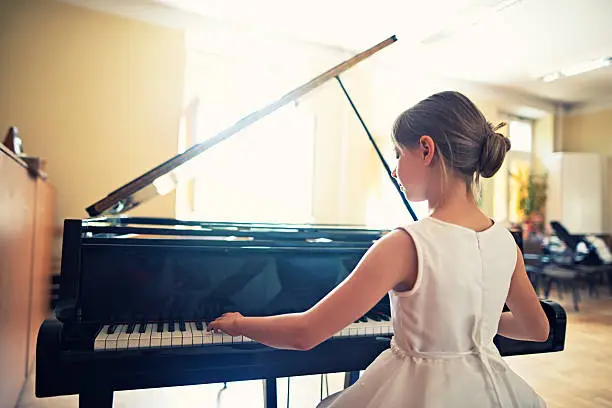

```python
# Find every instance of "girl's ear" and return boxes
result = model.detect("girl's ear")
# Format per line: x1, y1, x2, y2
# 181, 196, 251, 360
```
419, 135, 436, 166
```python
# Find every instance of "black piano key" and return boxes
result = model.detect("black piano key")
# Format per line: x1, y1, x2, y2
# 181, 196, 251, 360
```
179, 320, 186, 332
168, 321, 175, 332
156, 323, 163, 333
359, 316, 368, 323
195, 321, 204, 331
139, 322, 147, 333
107, 324, 117, 335
126, 322, 136, 334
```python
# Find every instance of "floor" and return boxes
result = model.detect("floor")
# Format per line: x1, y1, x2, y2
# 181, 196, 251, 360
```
17, 286, 612, 408
504, 292, 612, 408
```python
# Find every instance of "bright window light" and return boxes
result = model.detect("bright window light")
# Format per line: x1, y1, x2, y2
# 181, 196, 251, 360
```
508, 120, 532, 153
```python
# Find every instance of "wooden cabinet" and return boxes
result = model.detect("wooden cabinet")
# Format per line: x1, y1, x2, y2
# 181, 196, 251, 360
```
0, 144, 55, 408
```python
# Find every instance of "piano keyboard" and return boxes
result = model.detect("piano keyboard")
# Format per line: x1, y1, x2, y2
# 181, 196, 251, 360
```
93, 317, 393, 351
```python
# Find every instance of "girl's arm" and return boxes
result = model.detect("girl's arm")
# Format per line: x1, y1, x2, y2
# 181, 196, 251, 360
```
497, 246, 550, 342
207, 228, 418, 350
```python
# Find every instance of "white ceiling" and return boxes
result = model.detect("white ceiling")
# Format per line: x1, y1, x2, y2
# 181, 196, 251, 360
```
58, 0, 612, 108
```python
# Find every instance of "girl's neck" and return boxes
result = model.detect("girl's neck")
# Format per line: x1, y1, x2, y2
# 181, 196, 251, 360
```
427, 177, 488, 227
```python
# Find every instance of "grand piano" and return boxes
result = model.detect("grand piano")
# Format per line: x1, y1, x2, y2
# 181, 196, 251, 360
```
35, 35, 566, 408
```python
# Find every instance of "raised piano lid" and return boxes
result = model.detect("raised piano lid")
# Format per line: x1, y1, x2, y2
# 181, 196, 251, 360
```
85, 36, 398, 218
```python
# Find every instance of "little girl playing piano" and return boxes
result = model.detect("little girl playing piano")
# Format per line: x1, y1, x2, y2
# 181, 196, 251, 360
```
209, 90, 550, 407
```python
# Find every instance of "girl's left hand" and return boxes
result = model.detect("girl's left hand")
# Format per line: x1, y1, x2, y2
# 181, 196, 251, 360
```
208, 312, 244, 336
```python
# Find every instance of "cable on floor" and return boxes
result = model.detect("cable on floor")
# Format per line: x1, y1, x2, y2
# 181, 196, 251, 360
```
216, 382, 227, 408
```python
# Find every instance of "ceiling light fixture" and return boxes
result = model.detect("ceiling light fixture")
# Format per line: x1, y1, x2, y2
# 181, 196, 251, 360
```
541, 57, 612, 82
420, 0, 524, 45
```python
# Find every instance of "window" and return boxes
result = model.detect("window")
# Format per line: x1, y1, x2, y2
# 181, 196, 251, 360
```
190, 104, 315, 223
179, 47, 316, 224
508, 119, 533, 153
505, 118, 534, 224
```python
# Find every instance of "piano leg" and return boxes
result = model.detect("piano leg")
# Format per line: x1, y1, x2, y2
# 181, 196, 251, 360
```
263, 378, 277, 408
344, 371, 360, 388
79, 384, 113, 408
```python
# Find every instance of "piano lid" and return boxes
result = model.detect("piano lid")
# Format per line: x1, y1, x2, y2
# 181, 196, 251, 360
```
86, 35, 398, 217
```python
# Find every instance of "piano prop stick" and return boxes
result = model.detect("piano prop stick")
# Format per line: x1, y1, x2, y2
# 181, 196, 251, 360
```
36, 34, 566, 408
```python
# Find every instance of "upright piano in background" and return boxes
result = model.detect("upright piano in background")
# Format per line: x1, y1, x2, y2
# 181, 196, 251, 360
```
1, 135, 56, 408
35, 35, 566, 408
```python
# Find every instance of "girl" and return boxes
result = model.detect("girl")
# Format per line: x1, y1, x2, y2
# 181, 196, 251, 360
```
208, 91, 550, 407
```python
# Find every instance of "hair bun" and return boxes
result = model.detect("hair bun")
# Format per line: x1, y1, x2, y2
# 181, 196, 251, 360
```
478, 122, 511, 178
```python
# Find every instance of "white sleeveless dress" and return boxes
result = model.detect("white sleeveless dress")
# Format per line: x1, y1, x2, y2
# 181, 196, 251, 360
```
319, 217, 546, 408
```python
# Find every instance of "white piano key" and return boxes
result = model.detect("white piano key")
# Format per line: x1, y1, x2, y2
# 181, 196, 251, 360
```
105, 324, 122, 350
94, 325, 110, 351
212, 331, 224, 344
116, 325, 129, 350
94, 315, 394, 352
182, 322, 193, 346
223, 333, 235, 344
367, 318, 383, 333
202, 328, 214, 345
171, 322, 183, 347
190, 322, 203, 345
128, 324, 141, 349
139, 323, 152, 348
332, 317, 394, 339
161, 323, 172, 347
150, 323, 162, 348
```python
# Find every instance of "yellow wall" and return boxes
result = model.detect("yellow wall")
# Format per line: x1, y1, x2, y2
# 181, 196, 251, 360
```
309, 61, 380, 225
562, 108, 612, 233
0, 0, 185, 226
533, 114, 555, 173
563, 108, 612, 154
3, 0, 580, 234
472, 100, 506, 219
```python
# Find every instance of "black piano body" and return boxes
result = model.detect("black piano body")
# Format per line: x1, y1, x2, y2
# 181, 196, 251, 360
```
36, 35, 566, 408
38, 217, 566, 407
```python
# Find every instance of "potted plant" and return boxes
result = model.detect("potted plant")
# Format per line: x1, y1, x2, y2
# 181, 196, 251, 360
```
511, 169, 548, 238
